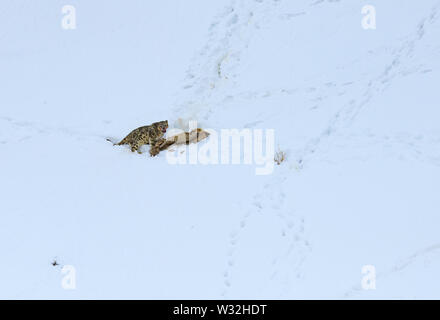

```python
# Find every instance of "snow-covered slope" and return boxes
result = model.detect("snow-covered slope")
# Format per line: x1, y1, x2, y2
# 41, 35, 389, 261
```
1, 0, 440, 299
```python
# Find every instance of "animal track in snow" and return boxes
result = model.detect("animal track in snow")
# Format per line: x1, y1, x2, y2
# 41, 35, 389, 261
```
345, 243, 440, 298
222, 174, 311, 297
295, 3, 440, 169
172, 0, 282, 122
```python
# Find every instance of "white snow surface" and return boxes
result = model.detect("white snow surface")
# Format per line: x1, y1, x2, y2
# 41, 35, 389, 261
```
1, 0, 440, 299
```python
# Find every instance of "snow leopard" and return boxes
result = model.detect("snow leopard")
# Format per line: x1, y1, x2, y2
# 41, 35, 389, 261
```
114, 120, 168, 155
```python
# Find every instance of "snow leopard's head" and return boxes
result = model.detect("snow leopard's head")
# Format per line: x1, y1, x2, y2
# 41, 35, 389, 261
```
154, 120, 168, 134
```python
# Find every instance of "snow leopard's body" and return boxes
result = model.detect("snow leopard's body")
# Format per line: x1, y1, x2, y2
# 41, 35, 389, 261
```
115, 120, 168, 155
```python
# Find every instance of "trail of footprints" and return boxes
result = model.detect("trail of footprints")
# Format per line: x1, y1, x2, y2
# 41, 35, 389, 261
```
222, 178, 311, 297
173, 0, 282, 122
295, 3, 440, 169
345, 243, 440, 298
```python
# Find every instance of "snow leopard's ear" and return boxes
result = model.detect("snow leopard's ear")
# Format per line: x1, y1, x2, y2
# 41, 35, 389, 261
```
155, 120, 168, 127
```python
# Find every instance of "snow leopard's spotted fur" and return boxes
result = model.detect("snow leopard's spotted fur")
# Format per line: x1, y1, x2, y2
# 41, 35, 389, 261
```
115, 120, 168, 156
